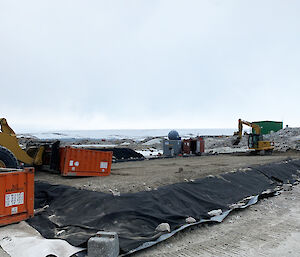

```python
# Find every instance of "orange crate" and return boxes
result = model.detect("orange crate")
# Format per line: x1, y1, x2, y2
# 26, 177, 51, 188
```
59, 147, 113, 177
0, 167, 34, 226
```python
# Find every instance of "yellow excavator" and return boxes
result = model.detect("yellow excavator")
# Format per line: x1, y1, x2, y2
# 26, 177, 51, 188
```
0, 118, 45, 168
233, 119, 274, 155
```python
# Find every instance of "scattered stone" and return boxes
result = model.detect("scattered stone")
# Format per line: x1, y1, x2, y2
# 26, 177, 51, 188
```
229, 203, 245, 209
155, 223, 171, 233
109, 189, 121, 196
178, 167, 183, 173
208, 209, 222, 217
283, 184, 293, 191
239, 167, 252, 172
57, 230, 65, 236
244, 196, 255, 201
261, 189, 273, 195
34, 204, 49, 215
185, 217, 196, 224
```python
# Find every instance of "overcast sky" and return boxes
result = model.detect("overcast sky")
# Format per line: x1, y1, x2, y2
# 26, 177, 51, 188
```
0, 0, 299, 132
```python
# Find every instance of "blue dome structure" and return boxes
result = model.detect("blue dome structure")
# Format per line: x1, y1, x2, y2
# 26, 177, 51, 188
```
168, 130, 181, 140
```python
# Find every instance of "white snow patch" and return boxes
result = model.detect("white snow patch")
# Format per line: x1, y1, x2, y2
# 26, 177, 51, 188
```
136, 149, 163, 158
120, 142, 131, 146
142, 138, 162, 145
206, 146, 249, 154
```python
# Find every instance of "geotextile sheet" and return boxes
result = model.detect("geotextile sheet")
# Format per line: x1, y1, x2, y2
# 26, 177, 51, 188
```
27, 159, 300, 255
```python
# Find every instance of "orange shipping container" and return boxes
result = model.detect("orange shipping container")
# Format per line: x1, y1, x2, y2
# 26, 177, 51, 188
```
0, 167, 34, 226
59, 147, 113, 177
182, 137, 205, 155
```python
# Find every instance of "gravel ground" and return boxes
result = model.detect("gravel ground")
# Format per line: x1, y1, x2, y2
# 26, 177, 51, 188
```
132, 183, 300, 257
36, 152, 300, 194
0, 248, 8, 257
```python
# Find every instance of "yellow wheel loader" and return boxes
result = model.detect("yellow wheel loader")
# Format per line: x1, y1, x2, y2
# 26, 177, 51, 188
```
0, 118, 44, 168
0, 118, 113, 176
233, 119, 274, 155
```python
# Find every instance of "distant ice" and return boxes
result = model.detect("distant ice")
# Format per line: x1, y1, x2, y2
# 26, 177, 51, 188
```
71, 144, 117, 148
18, 128, 235, 140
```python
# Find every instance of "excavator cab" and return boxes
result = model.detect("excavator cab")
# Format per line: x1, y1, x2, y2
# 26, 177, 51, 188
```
248, 134, 263, 149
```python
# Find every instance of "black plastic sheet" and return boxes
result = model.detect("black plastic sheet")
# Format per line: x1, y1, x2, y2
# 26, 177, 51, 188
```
93, 148, 144, 161
28, 159, 300, 254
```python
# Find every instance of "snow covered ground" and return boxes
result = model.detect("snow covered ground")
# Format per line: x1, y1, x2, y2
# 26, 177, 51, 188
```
204, 127, 300, 154
136, 149, 163, 158
265, 127, 300, 152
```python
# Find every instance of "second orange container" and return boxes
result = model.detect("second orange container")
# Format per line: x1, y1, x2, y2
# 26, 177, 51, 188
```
59, 147, 113, 176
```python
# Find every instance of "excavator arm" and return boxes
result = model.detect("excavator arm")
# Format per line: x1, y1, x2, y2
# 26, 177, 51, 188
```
0, 118, 44, 165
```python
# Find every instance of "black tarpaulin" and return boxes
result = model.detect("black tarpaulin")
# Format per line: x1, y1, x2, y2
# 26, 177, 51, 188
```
28, 159, 300, 254
254, 159, 300, 183
93, 148, 144, 161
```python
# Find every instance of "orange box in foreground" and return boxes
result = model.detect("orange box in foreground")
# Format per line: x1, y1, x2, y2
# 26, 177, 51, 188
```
0, 167, 34, 226
59, 147, 113, 176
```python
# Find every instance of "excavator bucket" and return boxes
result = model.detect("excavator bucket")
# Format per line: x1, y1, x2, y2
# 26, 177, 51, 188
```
232, 136, 241, 145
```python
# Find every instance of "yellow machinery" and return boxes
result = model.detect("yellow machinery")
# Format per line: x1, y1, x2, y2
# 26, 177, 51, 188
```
0, 118, 44, 168
233, 119, 274, 154
0, 118, 113, 177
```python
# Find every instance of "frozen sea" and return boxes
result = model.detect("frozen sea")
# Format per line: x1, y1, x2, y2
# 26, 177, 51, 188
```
18, 128, 235, 141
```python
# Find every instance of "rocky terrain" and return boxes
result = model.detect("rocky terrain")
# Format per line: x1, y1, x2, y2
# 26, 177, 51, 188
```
17, 127, 300, 159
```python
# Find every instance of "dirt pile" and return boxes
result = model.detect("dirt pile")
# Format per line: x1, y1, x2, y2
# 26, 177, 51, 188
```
204, 127, 300, 154
204, 136, 248, 154
265, 127, 300, 152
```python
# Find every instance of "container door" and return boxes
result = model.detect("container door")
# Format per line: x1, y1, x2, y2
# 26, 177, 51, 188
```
196, 140, 200, 153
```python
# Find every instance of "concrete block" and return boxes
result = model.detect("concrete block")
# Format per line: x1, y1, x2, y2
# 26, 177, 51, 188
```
88, 231, 119, 257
